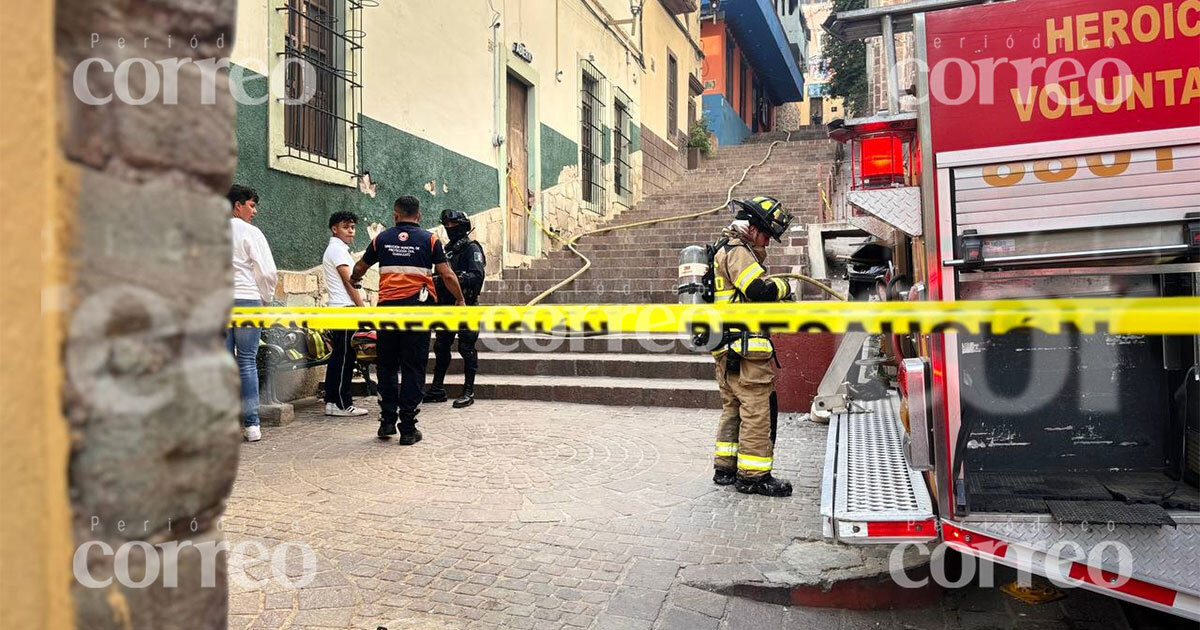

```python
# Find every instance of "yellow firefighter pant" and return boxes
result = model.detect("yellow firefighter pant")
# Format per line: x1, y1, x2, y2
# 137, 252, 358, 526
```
713, 352, 776, 479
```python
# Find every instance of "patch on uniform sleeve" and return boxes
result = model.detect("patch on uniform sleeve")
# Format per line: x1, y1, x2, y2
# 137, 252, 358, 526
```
474, 251, 483, 263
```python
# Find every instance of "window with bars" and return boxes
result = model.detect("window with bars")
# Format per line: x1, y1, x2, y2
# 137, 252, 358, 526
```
667, 52, 679, 137
280, 0, 363, 175
613, 98, 631, 198
580, 69, 606, 213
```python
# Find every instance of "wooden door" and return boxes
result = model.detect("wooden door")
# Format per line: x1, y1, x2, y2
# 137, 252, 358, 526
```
506, 75, 529, 255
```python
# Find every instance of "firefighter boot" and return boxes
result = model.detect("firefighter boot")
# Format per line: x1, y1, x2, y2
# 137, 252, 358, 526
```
399, 428, 423, 446
735, 474, 793, 497
422, 385, 448, 403
713, 468, 736, 486
377, 418, 397, 440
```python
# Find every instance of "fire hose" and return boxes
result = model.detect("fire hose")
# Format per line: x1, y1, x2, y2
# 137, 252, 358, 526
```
516, 131, 846, 305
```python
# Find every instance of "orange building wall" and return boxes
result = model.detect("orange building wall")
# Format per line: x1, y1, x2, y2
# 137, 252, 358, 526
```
700, 21, 725, 96
699, 18, 773, 133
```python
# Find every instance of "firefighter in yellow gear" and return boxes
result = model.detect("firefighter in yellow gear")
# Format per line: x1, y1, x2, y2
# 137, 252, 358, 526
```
711, 196, 795, 497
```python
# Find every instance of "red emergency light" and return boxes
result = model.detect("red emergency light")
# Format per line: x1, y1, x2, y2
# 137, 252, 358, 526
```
859, 134, 905, 187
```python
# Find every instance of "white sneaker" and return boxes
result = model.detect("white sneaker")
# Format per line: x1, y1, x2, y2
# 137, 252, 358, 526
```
325, 403, 369, 417
243, 425, 262, 442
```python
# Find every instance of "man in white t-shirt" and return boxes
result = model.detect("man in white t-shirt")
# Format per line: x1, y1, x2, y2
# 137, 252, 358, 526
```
228, 184, 278, 442
322, 211, 369, 417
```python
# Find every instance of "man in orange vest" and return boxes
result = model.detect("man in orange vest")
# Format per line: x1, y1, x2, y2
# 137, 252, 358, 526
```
352, 195, 464, 444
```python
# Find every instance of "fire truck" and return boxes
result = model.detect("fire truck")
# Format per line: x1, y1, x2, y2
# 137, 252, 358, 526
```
815, 0, 1199, 619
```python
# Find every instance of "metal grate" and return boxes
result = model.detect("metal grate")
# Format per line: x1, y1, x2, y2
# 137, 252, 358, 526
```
834, 395, 934, 521
580, 70, 606, 214
279, 0, 364, 175
1047, 501, 1177, 526
613, 98, 631, 197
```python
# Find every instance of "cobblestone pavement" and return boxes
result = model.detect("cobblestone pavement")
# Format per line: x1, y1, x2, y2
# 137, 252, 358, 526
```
224, 399, 1146, 630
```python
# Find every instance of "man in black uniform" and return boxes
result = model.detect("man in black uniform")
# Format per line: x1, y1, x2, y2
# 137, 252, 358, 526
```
352, 196, 464, 444
424, 209, 486, 408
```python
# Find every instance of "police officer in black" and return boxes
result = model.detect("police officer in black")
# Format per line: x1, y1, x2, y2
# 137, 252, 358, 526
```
424, 209, 486, 408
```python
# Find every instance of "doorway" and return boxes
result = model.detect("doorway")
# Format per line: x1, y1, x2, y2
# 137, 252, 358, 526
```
506, 73, 529, 255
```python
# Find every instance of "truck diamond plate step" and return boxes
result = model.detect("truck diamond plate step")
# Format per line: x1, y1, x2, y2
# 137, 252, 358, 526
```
822, 393, 936, 544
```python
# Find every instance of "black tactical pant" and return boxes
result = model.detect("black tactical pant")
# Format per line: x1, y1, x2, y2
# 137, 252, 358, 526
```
376, 299, 431, 432
431, 329, 479, 388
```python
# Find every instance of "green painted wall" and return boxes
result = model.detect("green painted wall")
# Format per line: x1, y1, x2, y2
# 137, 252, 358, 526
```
539, 123, 577, 190
232, 68, 499, 270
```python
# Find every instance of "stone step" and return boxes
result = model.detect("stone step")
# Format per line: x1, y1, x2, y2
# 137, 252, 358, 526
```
480, 289, 679, 304
433, 373, 720, 408
425, 351, 712, 380
502, 257, 808, 281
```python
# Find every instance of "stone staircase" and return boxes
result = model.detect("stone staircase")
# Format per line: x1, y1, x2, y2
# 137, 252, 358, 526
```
433, 134, 837, 408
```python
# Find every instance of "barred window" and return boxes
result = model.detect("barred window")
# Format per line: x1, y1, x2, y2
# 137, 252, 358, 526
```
667, 52, 679, 136
613, 98, 632, 198
280, 0, 363, 175
580, 68, 606, 213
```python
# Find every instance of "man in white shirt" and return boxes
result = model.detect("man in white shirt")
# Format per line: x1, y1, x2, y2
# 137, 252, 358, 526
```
322, 211, 369, 417
227, 184, 278, 442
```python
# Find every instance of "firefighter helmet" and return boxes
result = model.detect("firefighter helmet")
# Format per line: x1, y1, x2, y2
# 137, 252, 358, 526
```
728, 196, 792, 242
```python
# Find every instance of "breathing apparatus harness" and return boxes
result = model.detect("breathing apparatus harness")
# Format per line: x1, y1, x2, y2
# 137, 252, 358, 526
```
678, 196, 796, 369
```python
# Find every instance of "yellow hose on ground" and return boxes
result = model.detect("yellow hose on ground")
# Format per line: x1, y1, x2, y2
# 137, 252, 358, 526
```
523, 131, 796, 305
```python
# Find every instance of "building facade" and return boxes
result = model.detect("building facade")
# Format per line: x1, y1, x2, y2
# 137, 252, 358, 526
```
794, 0, 845, 126
229, 0, 703, 303
699, 0, 805, 146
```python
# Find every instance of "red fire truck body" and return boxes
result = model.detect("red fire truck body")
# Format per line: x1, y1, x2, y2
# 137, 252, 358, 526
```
820, 0, 1199, 619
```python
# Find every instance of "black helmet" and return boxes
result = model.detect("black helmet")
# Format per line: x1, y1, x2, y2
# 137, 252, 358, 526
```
440, 209, 472, 242
440, 208, 470, 226
728, 196, 792, 242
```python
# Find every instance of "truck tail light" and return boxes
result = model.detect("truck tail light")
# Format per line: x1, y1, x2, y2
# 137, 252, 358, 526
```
901, 358, 934, 471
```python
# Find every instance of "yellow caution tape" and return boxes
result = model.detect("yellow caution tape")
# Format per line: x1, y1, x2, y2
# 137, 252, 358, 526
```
229, 297, 1200, 335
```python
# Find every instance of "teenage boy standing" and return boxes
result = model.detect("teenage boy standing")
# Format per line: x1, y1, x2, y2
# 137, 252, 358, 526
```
322, 211, 369, 417
228, 184, 277, 442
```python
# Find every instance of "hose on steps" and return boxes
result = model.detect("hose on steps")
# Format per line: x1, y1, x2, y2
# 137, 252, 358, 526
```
522, 132, 799, 306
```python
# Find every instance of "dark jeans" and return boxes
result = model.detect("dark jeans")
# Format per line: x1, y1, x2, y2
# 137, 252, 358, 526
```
323, 326, 356, 409
376, 299, 431, 432
431, 329, 479, 388
226, 298, 262, 427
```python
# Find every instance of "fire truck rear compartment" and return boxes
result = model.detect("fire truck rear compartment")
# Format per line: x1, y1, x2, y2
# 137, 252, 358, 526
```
955, 273, 1199, 522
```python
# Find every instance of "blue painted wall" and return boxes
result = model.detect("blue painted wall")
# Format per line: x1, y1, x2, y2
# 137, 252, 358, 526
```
702, 93, 751, 147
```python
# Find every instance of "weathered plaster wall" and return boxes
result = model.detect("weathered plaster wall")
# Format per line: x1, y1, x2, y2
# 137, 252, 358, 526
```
55, 0, 242, 627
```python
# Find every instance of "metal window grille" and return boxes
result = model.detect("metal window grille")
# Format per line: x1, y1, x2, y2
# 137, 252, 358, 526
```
580, 71, 606, 213
613, 99, 632, 197
281, 0, 364, 175
667, 53, 679, 135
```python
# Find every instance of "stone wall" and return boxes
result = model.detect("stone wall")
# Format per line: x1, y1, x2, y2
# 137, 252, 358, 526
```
640, 125, 687, 196
56, 0, 241, 627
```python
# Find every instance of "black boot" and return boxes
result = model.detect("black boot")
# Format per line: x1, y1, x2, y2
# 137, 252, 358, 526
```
453, 370, 476, 408
399, 428, 423, 445
735, 474, 793, 497
422, 384, 447, 403
713, 468, 736, 486
452, 387, 474, 408
377, 418, 397, 440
